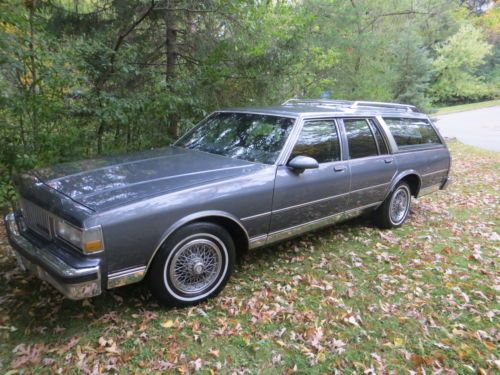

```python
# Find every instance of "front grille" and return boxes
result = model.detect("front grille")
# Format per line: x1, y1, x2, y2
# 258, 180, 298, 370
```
19, 198, 52, 240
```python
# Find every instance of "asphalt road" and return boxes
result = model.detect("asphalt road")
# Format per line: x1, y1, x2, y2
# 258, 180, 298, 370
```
434, 105, 500, 152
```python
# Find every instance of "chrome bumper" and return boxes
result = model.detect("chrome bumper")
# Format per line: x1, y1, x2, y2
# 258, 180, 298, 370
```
4, 213, 102, 300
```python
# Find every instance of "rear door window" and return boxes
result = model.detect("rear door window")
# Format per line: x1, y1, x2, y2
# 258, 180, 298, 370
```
368, 119, 388, 154
343, 119, 379, 159
384, 118, 441, 149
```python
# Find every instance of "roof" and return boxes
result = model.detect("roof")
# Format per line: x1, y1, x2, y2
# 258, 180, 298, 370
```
220, 99, 429, 119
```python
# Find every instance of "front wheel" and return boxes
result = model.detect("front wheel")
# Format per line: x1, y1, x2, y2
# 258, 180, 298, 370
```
148, 222, 235, 307
373, 182, 411, 229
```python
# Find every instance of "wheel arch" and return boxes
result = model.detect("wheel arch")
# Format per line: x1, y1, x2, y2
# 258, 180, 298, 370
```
386, 170, 422, 200
145, 210, 249, 274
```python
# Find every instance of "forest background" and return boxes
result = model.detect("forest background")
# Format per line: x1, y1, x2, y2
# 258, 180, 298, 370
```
0, 0, 498, 208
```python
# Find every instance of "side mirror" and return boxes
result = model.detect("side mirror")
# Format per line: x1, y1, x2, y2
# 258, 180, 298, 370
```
287, 155, 319, 173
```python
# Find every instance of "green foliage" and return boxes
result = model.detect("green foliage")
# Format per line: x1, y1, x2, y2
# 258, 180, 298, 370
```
430, 24, 494, 103
389, 27, 433, 111
0, 0, 498, 209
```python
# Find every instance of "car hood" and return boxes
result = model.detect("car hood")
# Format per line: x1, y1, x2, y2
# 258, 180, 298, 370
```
31, 147, 264, 211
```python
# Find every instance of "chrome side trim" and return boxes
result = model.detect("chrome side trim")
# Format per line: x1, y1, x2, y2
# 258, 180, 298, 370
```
417, 184, 441, 197
248, 182, 385, 220
272, 192, 349, 214
240, 212, 271, 222
264, 202, 382, 248
349, 182, 389, 195
421, 168, 449, 177
107, 266, 147, 289
249, 234, 267, 249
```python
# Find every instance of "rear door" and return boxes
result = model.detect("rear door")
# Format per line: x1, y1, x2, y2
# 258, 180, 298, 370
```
340, 118, 397, 209
270, 118, 350, 232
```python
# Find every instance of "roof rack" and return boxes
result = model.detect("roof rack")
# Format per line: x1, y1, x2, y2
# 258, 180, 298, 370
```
282, 98, 419, 113
352, 101, 418, 112
282, 98, 353, 107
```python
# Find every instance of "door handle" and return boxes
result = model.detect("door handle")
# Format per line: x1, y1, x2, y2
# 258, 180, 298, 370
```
334, 166, 347, 172
384, 158, 394, 164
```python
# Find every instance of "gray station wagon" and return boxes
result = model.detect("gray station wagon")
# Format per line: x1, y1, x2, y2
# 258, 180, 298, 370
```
5, 99, 451, 306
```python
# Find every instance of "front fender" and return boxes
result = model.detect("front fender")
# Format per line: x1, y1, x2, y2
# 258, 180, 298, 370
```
145, 210, 249, 272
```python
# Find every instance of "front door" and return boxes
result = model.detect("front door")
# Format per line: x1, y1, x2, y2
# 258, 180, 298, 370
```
270, 119, 350, 233
340, 118, 397, 209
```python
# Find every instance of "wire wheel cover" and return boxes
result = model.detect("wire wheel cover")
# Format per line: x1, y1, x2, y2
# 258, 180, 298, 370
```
169, 238, 223, 295
390, 187, 409, 224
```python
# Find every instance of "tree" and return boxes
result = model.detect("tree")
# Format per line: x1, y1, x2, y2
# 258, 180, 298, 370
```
430, 23, 493, 103
0, 0, 498, 209
390, 27, 433, 110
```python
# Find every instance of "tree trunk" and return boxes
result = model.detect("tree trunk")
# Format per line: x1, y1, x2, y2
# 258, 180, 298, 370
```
27, 0, 38, 149
166, 14, 178, 82
165, 6, 179, 139
126, 123, 131, 149
97, 120, 105, 155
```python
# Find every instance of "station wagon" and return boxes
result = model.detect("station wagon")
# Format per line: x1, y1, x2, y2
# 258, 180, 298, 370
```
5, 99, 451, 306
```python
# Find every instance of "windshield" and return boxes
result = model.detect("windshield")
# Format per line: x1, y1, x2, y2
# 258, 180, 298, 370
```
175, 112, 296, 164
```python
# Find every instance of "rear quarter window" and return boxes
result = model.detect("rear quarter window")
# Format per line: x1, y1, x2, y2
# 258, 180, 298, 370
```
384, 118, 442, 150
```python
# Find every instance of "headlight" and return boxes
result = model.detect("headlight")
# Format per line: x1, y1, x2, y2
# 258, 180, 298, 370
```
55, 219, 104, 254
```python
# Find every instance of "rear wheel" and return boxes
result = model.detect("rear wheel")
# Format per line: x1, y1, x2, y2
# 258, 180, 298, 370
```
373, 182, 411, 229
148, 222, 235, 307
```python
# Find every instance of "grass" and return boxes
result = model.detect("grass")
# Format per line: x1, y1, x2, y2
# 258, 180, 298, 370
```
435, 99, 500, 116
0, 141, 499, 374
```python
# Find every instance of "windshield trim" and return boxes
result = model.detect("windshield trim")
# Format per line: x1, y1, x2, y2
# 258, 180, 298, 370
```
216, 109, 299, 119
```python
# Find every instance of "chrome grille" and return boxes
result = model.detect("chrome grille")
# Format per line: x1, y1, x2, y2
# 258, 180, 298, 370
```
19, 198, 52, 240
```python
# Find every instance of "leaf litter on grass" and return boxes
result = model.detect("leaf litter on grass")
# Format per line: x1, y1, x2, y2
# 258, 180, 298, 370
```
0, 141, 498, 374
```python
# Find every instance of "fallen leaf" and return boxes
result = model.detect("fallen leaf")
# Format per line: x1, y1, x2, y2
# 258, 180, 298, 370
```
161, 320, 174, 329
208, 348, 219, 358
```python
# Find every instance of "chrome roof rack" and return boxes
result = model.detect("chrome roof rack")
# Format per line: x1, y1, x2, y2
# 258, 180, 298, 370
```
282, 98, 353, 107
352, 101, 418, 112
282, 98, 419, 113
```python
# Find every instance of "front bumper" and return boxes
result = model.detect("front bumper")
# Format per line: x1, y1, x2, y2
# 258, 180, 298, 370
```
4, 213, 102, 300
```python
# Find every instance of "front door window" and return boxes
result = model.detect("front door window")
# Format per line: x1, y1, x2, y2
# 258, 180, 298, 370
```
290, 120, 340, 163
